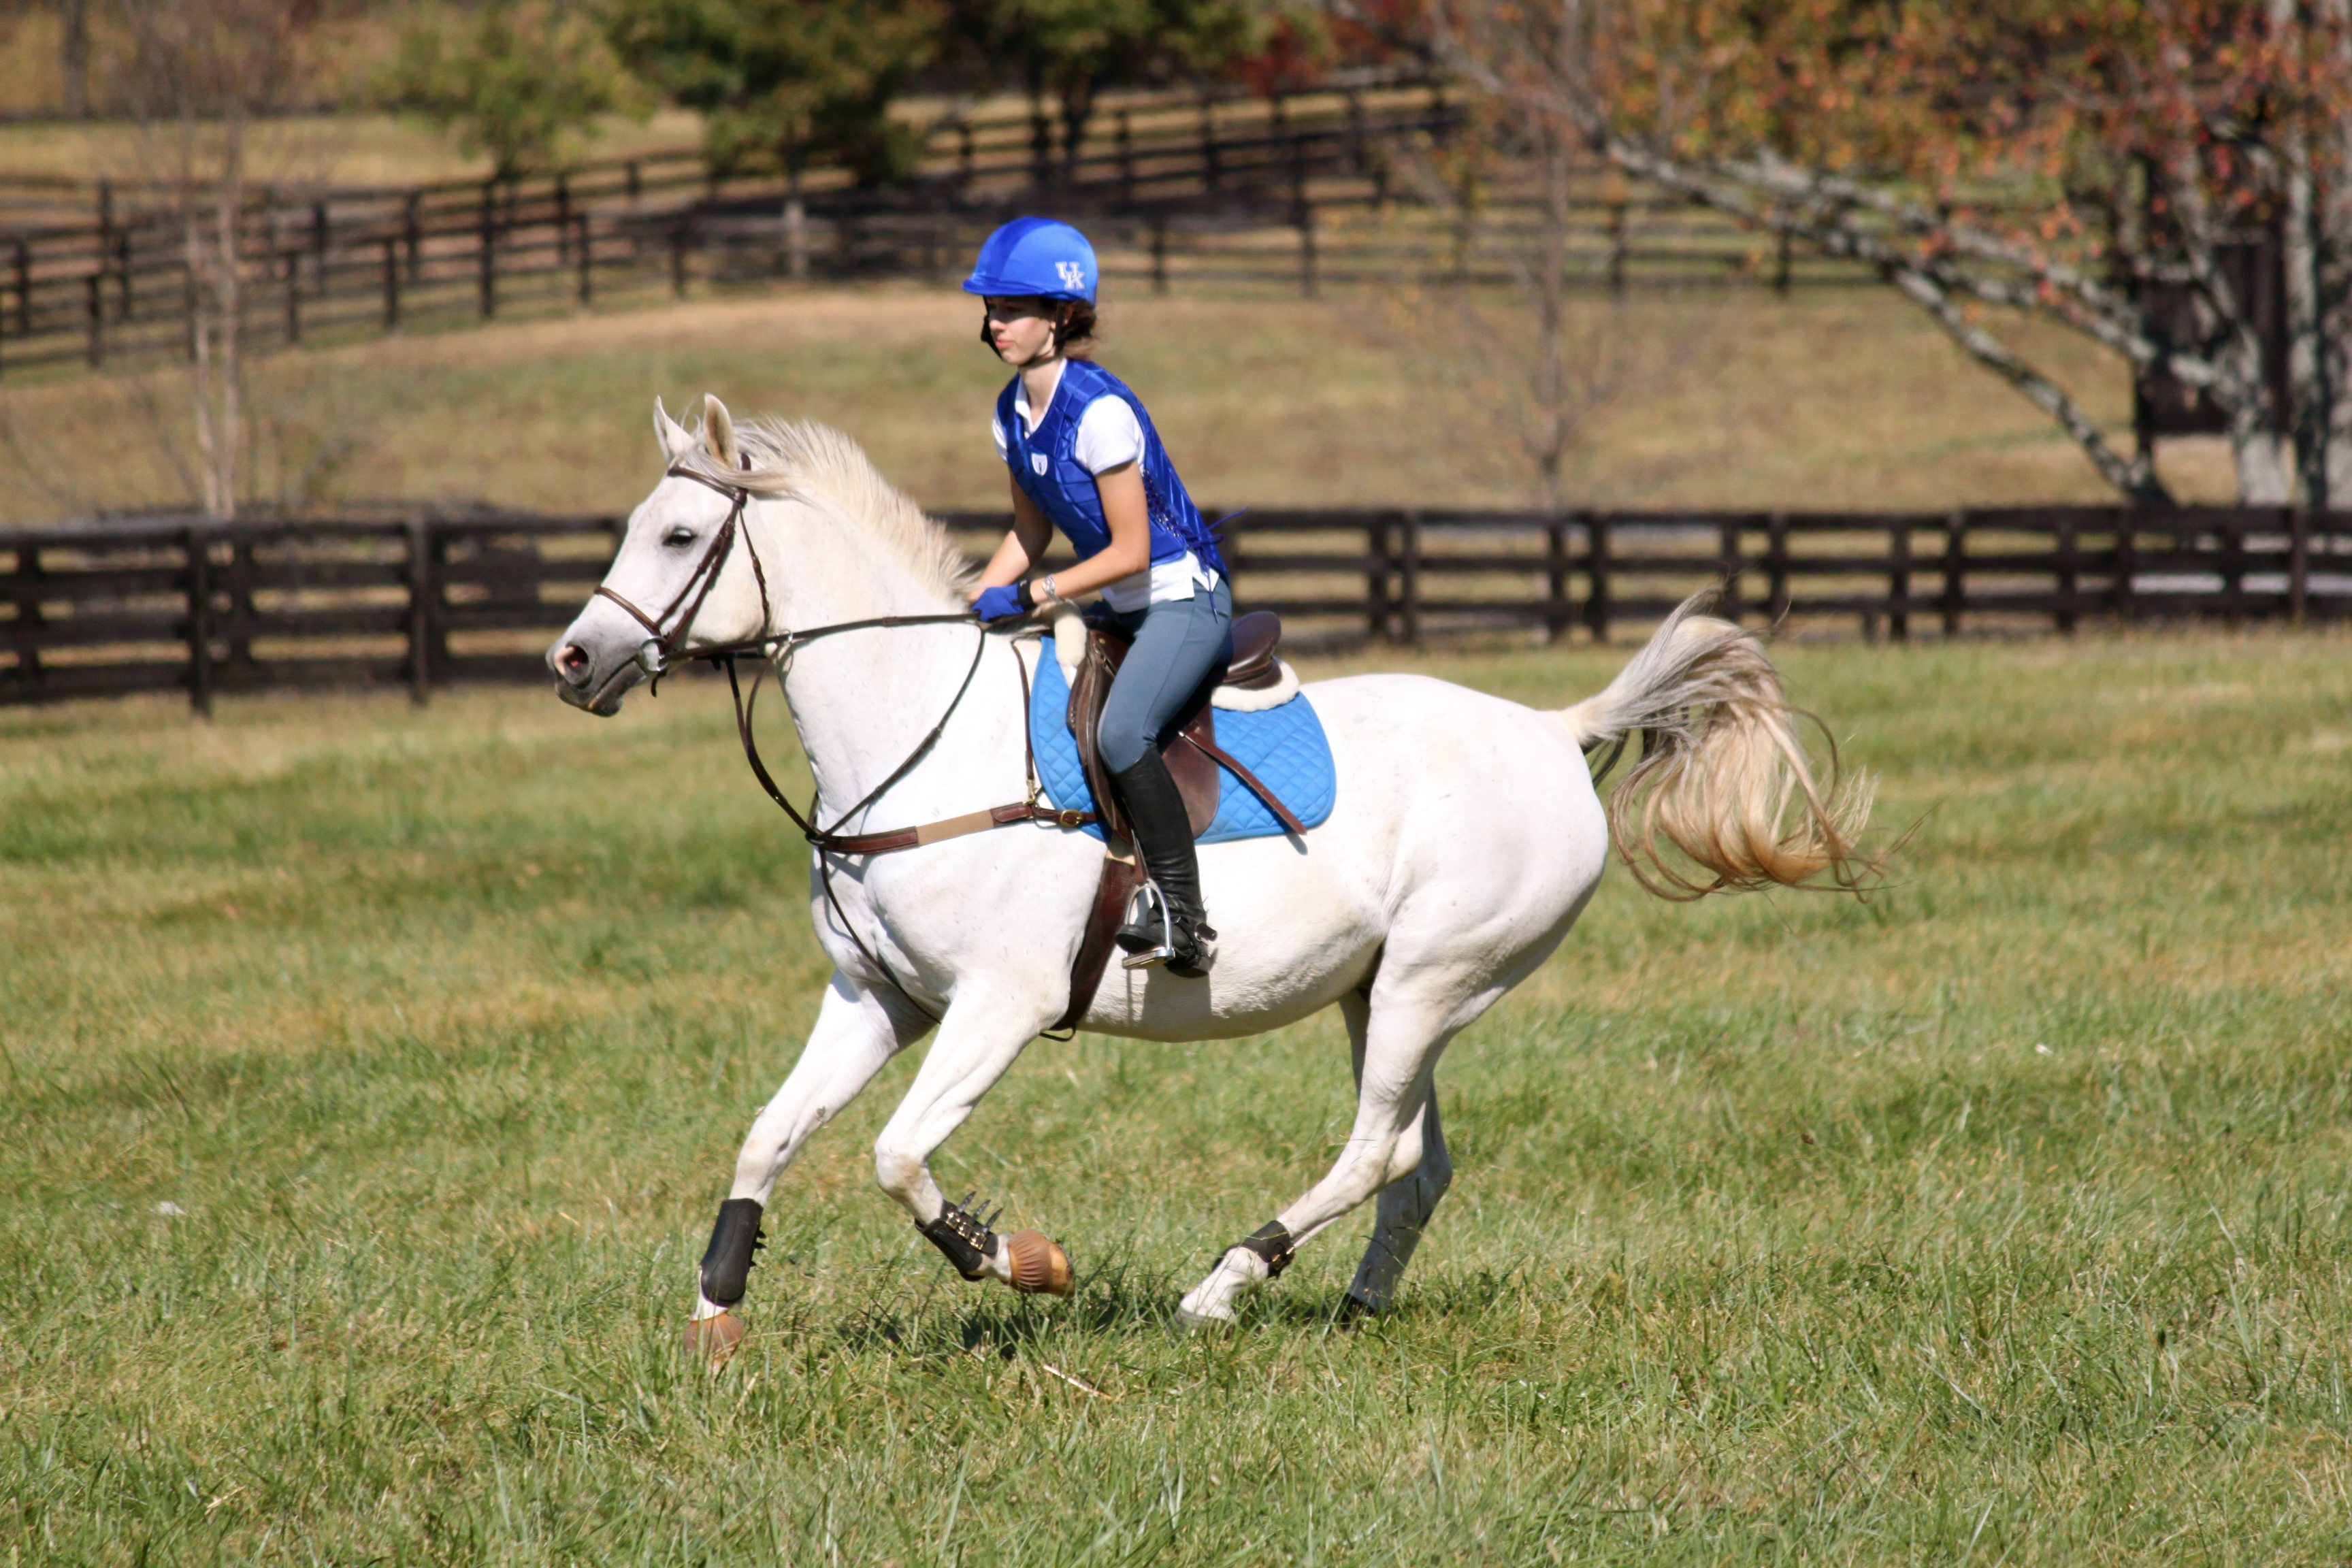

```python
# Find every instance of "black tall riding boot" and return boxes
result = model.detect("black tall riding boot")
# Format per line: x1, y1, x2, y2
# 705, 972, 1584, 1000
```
1110, 752, 1216, 978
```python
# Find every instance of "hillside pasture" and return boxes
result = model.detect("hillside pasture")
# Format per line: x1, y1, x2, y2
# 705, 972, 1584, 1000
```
3, 629, 2349, 1564
0, 284, 2245, 528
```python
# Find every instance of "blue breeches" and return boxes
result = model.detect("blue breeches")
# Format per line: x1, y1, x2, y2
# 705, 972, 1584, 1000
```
1093, 581, 1235, 772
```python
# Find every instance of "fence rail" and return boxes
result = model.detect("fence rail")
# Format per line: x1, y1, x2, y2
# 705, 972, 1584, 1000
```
0, 78, 1899, 380
6, 505, 2347, 712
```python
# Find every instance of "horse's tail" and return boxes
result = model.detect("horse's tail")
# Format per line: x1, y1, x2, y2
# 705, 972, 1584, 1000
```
1558, 589, 1876, 899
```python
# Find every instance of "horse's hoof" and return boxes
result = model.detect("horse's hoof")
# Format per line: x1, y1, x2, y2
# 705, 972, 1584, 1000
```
681, 1311, 747, 1367
1002, 1229, 1073, 1296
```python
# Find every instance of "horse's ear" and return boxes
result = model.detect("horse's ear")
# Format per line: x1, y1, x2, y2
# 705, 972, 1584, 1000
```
702, 394, 740, 470
653, 397, 693, 464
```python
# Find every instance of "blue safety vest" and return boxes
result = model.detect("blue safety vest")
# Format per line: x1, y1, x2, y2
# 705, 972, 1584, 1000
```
995, 360, 1226, 576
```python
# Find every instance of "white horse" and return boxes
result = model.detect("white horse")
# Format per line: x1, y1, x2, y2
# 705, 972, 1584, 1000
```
549, 397, 1871, 1348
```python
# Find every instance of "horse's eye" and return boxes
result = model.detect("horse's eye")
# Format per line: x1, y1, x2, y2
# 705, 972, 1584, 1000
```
664, 527, 695, 548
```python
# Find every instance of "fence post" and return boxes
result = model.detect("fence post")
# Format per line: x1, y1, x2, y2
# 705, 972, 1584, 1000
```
2289, 507, 2310, 626
478, 182, 497, 318
2221, 514, 2249, 623
1887, 522, 1910, 641
1941, 511, 1965, 638
403, 191, 421, 282
1345, 89, 1368, 173
186, 525, 214, 719
1199, 93, 1221, 191
2054, 515, 2078, 634
1367, 517, 1391, 641
576, 213, 594, 306
225, 536, 255, 670
958, 124, 975, 186
407, 516, 436, 704
112, 227, 131, 320
382, 238, 400, 329
672, 216, 691, 297
2111, 508, 2136, 626
1399, 510, 1422, 646
283, 250, 301, 344
1767, 510, 1789, 621
1606, 200, 1627, 294
1294, 193, 1318, 298
84, 273, 102, 366
1586, 515, 1611, 643
1718, 520, 1744, 623
95, 181, 113, 319
555, 172, 571, 264
10, 538, 43, 695
626, 161, 641, 203
1546, 516, 1570, 642
310, 200, 328, 296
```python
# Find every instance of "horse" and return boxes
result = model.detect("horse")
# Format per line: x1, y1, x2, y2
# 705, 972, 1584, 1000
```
549, 396, 1872, 1354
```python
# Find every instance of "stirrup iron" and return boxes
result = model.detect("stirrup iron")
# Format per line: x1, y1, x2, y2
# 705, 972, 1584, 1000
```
1118, 879, 1177, 970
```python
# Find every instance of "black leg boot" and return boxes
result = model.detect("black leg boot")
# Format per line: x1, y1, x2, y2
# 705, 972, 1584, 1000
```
1110, 753, 1216, 977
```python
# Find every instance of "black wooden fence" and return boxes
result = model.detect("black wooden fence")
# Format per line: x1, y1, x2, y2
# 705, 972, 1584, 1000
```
0, 76, 1888, 380
6, 505, 2347, 713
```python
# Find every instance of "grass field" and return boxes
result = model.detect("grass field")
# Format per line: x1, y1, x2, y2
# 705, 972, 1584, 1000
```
0, 284, 2244, 527
4, 627, 2349, 1564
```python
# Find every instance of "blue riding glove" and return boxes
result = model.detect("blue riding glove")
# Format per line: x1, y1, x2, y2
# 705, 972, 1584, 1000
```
970, 584, 1028, 621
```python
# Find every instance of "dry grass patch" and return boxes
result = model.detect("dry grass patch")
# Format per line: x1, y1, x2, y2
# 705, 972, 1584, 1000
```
1, 284, 2247, 526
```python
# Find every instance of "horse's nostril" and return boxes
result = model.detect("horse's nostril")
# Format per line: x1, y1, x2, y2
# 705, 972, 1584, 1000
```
557, 644, 591, 683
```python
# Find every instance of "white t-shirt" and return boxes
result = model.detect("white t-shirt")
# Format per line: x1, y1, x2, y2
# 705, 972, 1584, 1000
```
990, 364, 1219, 612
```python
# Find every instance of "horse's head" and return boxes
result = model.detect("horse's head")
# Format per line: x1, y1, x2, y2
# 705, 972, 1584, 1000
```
549, 395, 770, 715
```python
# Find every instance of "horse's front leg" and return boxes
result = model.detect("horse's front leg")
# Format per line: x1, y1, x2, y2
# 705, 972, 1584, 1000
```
871, 984, 1075, 1298
685, 970, 928, 1361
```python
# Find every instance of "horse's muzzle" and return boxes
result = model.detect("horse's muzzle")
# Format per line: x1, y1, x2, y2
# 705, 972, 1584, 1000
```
548, 636, 638, 716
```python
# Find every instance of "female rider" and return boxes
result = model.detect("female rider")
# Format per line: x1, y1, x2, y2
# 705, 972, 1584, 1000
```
962, 217, 1231, 978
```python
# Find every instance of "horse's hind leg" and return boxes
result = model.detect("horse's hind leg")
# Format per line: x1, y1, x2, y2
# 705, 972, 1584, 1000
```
686, 971, 925, 1356
1348, 1090, 1451, 1313
1333, 987, 1455, 1312
1177, 975, 1480, 1327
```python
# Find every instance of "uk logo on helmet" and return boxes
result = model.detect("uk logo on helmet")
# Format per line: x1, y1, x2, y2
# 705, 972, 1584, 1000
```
1056, 260, 1086, 291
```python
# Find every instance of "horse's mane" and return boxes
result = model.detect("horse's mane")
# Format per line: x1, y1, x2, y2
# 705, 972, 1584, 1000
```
679, 416, 974, 602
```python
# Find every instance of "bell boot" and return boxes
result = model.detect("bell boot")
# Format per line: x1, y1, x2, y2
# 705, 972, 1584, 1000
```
1109, 752, 1216, 977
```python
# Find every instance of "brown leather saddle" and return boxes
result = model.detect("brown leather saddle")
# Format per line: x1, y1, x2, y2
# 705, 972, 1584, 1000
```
1066, 609, 1302, 844
1049, 609, 1305, 1032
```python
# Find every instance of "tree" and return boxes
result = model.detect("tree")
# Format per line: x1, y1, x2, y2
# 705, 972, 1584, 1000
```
948, 0, 1260, 182
60, 0, 91, 118
108, 0, 317, 520
1383, 0, 2352, 505
383, 1, 642, 181
606, 0, 944, 189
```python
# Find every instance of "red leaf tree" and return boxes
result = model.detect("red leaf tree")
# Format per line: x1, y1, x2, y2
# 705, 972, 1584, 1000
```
1375, 0, 2352, 504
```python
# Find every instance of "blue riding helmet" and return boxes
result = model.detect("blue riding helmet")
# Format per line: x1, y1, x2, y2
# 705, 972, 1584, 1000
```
961, 217, 1098, 304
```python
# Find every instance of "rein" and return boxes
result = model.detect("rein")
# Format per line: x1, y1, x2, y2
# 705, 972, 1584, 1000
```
600, 463, 1098, 1019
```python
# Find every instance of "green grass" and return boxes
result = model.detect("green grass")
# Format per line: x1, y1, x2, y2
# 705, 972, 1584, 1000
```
4, 630, 2350, 1564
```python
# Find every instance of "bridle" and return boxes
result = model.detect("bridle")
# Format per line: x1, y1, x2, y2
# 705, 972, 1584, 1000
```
588, 460, 1094, 1024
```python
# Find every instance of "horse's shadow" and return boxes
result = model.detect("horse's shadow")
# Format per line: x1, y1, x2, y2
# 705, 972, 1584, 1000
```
811, 1246, 1531, 1364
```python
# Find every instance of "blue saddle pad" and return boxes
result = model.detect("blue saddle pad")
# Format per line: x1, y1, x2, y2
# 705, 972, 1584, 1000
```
1027, 647, 1336, 844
